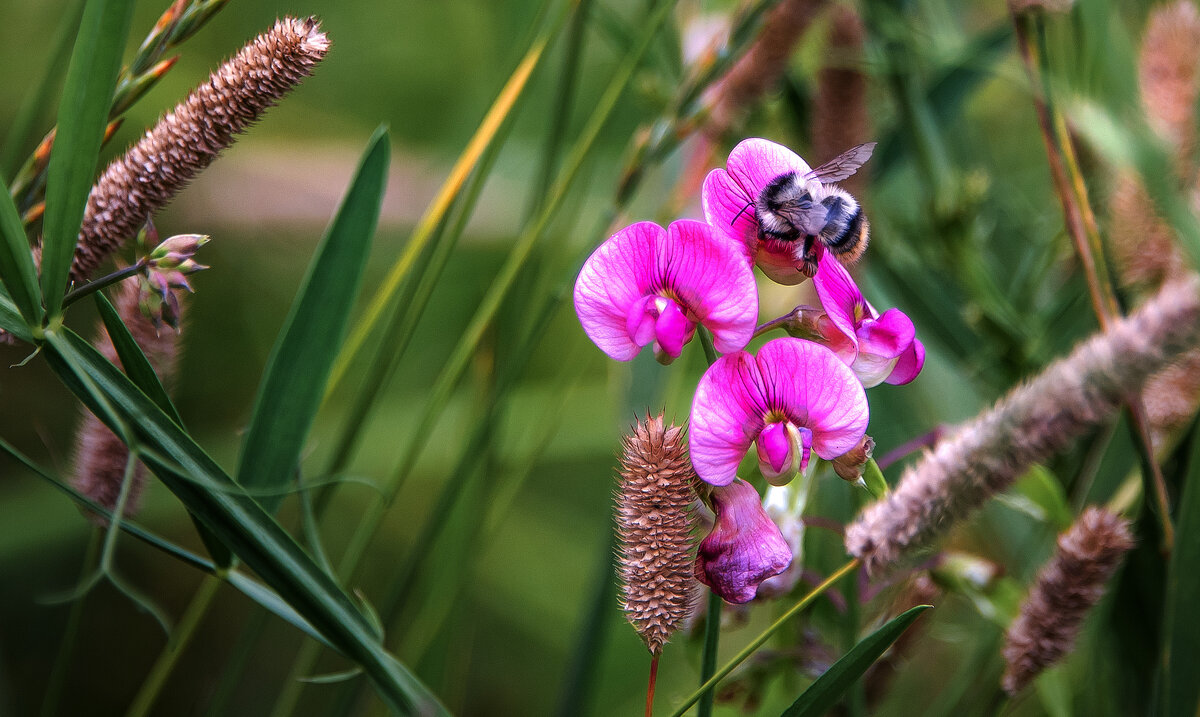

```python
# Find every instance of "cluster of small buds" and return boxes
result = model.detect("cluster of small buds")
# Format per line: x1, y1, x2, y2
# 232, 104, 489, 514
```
134, 222, 210, 331
576, 138, 926, 614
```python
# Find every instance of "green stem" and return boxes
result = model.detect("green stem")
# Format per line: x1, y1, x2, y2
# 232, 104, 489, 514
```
126, 575, 222, 717
667, 559, 860, 717
61, 260, 145, 309
39, 528, 101, 717
697, 590, 722, 717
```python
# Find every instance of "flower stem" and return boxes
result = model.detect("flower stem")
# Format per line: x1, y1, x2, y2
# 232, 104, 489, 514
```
1012, 7, 1174, 552
697, 590, 722, 717
646, 654, 659, 717
126, 574, 222, 717
61, 259, 145, 309
667, 559, 860, 717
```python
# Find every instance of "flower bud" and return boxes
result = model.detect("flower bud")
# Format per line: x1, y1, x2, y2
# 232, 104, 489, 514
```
832, 434, 875, 481
694, 479, 792, 603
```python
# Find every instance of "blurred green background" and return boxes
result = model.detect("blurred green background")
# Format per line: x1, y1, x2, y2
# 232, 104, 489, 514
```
0, 0, 1187, 715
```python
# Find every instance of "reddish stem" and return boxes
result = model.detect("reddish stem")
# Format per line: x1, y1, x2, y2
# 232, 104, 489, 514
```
646, 654, 660, 717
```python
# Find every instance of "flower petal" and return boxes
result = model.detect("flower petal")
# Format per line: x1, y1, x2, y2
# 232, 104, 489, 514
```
694, 480, 792, 604
885, 337, 926, 385
691, 351, 770, 486
702, 167, 759, 253
754, 338, 869, 460
859, 308, 915, 359
574, 222, 664, 360
661, 220, 759, 354
812, 256, 864, 350
727, 138, 812, 198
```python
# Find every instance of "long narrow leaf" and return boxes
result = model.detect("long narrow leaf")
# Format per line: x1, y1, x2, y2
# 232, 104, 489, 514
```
95, 290, 232, 565
94, 292, 179, 424
781, 605, 932, 717
41, 328, 447, 716
0, 284, 35, 342
1162, 419, 1200, 716
40, 0, 136, 313
236, 128, 389, 513
0, 175, 43, 325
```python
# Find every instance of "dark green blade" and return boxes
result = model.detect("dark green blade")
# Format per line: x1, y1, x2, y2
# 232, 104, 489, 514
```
236, 127, 389, 514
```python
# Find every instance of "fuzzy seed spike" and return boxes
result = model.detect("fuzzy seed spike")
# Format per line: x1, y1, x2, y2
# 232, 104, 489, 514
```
1001, 507, 1134, 694
67, 16, 330, 284
615, 413, 700, 655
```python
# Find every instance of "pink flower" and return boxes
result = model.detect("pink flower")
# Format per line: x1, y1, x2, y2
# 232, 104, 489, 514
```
574, 220, 758, 364
695, 479, 792, 604
812, 256, 924, 387
690, 337, 869, 486
702, 138, 818, 285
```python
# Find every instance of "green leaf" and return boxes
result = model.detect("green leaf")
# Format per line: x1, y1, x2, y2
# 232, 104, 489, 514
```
1162, 419, 1200, 716
998, 466, 1073, 531
0, 284, 35, 342
40, 0, 136, 314
0, 176, 43, 325
95, 290, 232, 566
781, 605, 931, 717
41, 328, 447, 716
94, 292, 179, 424
236, 127, 389, 513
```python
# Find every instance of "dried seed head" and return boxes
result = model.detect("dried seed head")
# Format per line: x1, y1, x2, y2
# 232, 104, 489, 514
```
706, 0, 823, 137
1001, 507, 1134, 694
71, 275, 184, 519
811, 6, 870, 195
615, 414, 700, 655
845, 276, 1200, 573
69, 17, 329, 283
1140, 1, 1200, 153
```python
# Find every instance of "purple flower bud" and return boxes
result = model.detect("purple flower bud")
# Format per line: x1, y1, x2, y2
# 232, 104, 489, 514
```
148, 233, 210, 272
695, 480, 792, 604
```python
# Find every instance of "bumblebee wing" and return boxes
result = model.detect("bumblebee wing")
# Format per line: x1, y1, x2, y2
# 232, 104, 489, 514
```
804, 142, 876, 183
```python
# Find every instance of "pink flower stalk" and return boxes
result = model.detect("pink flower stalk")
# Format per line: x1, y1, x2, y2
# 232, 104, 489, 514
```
701, 138, 819, 285
813, 255, 925, 387
690, 337, 870, 486
695, 479, 792, 604
574, 219, 758, 364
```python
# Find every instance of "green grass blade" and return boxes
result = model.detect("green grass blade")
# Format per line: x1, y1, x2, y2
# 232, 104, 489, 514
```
236, 128, 389, 514
41, 328, 447, 716
1162, 419, 1200, 716
94, 291, 179, 424
95, 289, 232, 565
0, 284, 33, 342
781, 605, 932, 717
40, 0, 136, 313
0, 175, 42, 325
0, 0, 85, 178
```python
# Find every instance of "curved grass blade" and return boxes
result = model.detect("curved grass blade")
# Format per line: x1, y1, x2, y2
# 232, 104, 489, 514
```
94, 291, 179, 424
41, 328, 448, 716
95, 289, 231, 565
326, 18, 560, 396
0, 175, 43, 326
781, 605, 932, 717
236, 127, 389, 514
0, 284, 34, 342
40, 0, 137, 313
1162, 418, 1200, 716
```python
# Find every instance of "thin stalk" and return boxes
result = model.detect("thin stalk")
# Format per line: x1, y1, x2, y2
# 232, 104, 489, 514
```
697, 590, 722, 717
39, 528, 101, 717
61, 260, 145, 308
1013, 8, 1174, 550
200, 610, 270, 717
667, 559, 861, 717
646, 655, 660, 717
126, 575, 222, 717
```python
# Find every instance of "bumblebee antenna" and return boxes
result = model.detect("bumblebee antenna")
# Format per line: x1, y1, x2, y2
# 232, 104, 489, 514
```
731, 201, 754, 225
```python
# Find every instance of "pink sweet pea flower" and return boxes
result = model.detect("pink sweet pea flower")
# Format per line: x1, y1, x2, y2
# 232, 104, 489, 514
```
690, 337, 869, 486
574, 219, 758, 364
694, 479, 792, 604
702, 138, 817, 285
812, 255, 925, 387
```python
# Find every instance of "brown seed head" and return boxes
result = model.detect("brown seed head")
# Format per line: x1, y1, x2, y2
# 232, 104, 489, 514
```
615, 414, 700, 655
69, 16, 329, 284
1001, 507, 1134, 694
845, 276, 1200, 573
811, 6, 870, 196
